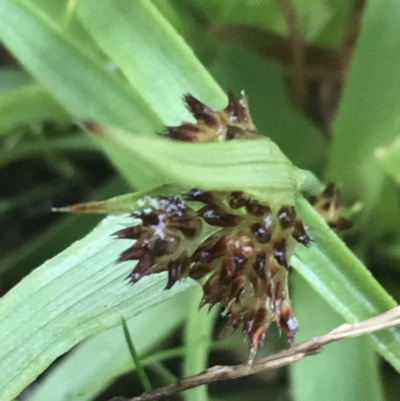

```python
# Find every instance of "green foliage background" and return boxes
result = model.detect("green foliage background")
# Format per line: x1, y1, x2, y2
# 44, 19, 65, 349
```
1, 1, 400, 401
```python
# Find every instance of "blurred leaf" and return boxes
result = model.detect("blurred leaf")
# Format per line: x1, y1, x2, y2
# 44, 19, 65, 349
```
0, 179, 128, 284
184, 0, 352, 44
328, 0, 400, 218
375, 136, 400, 185
0, 68, 31, 91
291, 273, 384, 401
0, 81, 67, 135
0, 135, 96, 168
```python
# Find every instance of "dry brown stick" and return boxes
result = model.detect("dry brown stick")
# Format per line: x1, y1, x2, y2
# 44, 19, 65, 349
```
274, 0, 307, 110
117, 306, 400, 401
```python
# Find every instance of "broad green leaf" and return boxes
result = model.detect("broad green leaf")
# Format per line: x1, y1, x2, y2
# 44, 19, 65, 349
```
328, 0, 400, 218
89, 124, 302, 205
293, 197, 400, 370
0, 214, 196, 401
291, 273, 384, 401
26, 292, 190, 401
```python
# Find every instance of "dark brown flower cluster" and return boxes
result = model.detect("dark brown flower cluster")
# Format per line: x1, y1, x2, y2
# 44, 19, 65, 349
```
162, 91, 260, 141
115, 188, 310, 360
115, 92, 350, 360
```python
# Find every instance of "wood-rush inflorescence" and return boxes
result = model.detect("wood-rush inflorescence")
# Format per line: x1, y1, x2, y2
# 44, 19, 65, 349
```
114, 92, 348, 361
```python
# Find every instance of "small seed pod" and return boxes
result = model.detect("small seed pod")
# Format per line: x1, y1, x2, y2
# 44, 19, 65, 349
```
243, 307, 267, 355
132, 210, 159, 227
127, 253, 153, 284
245, 200, 270, 217
292, 219, 311, 246
198, 204, 240, 227
163, 122, 202, 141
119, 240, 147, 262
226, 125, 244, 140
253, 252, 267, 282
273, 238, 288, 268
165, 258, 190, 289
191, 234, 226, 263
251, 222, 272, 244
182, 188, 214, 204
228, 191, 247, 209
184, 94, 218, 127
277, 205, 296, 229
189, 262, 213, 280
113, 225, 142, 239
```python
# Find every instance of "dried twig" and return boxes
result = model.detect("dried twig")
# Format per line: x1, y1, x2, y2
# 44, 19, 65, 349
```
113, 306, 400, 401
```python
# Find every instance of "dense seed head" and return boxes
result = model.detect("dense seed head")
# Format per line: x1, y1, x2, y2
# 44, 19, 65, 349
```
163, 92, 260, 142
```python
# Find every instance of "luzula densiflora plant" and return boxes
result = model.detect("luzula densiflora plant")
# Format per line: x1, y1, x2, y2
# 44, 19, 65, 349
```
59, 92, 351, 361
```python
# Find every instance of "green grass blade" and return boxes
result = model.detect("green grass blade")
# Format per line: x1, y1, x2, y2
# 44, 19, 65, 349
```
26, 292, 190, 401
0, 214, 196, 401
121, 316, 152, 392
